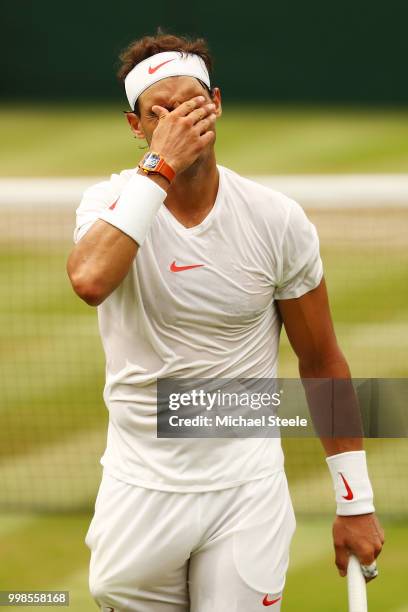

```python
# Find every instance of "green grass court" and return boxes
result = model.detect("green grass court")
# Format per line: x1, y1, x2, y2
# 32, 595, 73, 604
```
1, 106, 407, 610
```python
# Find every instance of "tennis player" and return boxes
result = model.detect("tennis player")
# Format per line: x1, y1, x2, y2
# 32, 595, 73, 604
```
67, 32, 384, 611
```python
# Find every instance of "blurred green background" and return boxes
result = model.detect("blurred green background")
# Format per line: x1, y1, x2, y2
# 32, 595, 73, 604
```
2, 105, 408, 175
1, 2, 408, 611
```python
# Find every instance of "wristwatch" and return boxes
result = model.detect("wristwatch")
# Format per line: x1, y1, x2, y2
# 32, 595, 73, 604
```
139, 151, 175, 183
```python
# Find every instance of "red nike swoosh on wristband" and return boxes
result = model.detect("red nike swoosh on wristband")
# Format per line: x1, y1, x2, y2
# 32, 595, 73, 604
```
263, 595, 281, 606
148, 59, 176, 74
339, 472, 354, 500
170, 261, 204, 272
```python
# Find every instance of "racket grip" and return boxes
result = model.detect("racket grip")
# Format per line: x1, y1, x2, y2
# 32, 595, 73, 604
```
347, 555, 367, 612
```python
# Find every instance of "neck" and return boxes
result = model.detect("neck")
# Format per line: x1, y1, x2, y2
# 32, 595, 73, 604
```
164, 151, 219, 228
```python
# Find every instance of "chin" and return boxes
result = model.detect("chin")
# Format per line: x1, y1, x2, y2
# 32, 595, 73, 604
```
183, 145, 215, 176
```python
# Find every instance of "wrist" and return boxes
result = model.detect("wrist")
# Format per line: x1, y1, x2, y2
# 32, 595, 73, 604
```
98, 172, 166, 246
326, 450, 375, 516
139, 150, 176, 183
159, 155, 180, 175
149, 150, 179, 174
136, 168, 170, 192
148, 141, 179, 172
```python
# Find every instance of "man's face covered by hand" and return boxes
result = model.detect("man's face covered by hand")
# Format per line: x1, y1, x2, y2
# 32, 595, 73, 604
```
126, 76, 222, 147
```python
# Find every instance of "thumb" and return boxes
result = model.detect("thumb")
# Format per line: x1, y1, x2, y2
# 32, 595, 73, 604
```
151, 105, 169, 119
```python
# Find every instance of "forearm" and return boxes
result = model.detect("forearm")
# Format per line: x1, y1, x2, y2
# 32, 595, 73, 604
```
320, 436, 363, 457
299, 353, 363, 456
278, 282, 379, 531
67, 220, 138, 306
67, 171, 169, 306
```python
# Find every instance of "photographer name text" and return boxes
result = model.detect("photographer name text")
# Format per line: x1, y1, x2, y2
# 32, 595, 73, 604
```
168, 415, 308, 428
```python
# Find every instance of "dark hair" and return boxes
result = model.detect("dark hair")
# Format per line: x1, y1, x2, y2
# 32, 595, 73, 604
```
117, 28, 214, 113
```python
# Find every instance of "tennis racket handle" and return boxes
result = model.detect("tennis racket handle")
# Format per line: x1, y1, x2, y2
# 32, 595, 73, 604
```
347, 555, 367, 612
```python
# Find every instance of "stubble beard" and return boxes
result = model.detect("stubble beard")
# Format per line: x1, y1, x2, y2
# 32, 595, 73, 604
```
179, 140, 216, 181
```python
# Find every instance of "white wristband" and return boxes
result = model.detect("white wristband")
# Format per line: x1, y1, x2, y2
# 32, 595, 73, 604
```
98, 172, 166, 246
326, 450, 375, 516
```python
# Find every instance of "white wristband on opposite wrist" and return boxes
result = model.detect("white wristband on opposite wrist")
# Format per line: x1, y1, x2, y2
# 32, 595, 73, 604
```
326, 450, 375, 516
98, 172, 167, 246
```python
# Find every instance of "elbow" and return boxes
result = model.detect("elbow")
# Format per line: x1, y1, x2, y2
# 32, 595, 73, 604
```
67, 265, 106, 307
71, 276, 106, 306
78, 286, 106, 307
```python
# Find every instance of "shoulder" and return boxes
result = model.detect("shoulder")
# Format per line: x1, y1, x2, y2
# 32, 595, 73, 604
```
219, 165, 296, 225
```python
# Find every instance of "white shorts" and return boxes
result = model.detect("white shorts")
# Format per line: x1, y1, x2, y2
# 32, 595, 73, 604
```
86, 470, 296, 611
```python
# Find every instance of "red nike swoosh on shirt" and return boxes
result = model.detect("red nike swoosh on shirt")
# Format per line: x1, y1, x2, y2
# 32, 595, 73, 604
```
339, 472, 354, 500
263, 595, 281, 606
170, 261, 204, 272
148, 59, 176, 74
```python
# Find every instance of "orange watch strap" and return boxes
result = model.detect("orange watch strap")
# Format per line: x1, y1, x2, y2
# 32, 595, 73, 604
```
155, 158, 176, 183
139, 153, 175, 184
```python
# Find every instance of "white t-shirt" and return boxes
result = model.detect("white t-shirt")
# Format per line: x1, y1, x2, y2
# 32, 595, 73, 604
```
74, 165, 323, 491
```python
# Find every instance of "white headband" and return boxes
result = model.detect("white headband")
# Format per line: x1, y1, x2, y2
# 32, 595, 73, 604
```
124, 51, 211, 110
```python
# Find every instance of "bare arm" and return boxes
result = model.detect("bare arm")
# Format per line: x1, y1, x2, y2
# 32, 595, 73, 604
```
276, 276, 362, 456
66, 172, 168, 306
276, 277, 384, 578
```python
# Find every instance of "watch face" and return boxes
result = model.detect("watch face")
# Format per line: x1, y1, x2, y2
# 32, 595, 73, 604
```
144, 153, 160, 170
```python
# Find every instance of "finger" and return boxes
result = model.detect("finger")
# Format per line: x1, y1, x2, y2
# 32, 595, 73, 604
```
172, 96, 206, 117
373, 532, 384, 559
195, 114, 217, 135
188, 103, 216, 125
334, 544, 350, 577
151, 105, 170, 119
199, 130, 215, 147
355, 545, 376, 566
375, 522, 385, 546
373, 545, 382, 559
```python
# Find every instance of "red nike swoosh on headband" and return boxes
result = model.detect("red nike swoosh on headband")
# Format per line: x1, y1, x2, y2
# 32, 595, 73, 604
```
339, 472, 354, 500
170, 261, 204, 272
148, 59, 176, 74
263, 595, 281, 606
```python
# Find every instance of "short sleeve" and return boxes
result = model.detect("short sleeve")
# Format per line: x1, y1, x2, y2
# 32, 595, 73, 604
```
274, 199, 323, 300
73, 170, 134, 243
